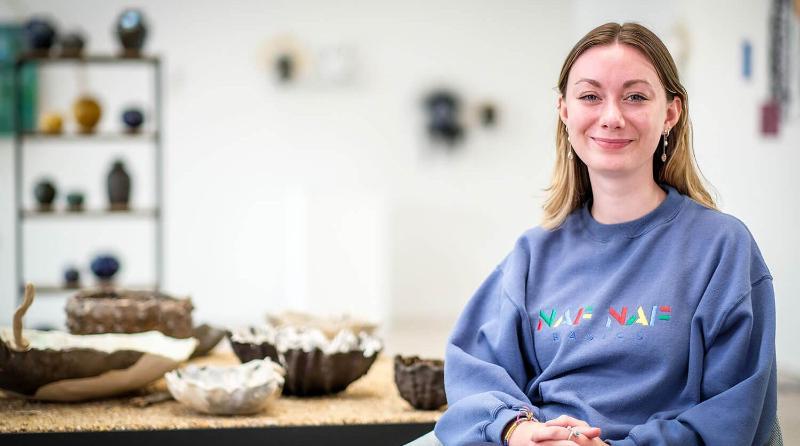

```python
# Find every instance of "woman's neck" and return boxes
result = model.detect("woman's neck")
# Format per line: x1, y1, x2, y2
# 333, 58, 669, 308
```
589, 177, 667, 225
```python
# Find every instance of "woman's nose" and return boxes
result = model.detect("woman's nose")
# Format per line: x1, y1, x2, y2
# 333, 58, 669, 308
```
600, 101, 625, 129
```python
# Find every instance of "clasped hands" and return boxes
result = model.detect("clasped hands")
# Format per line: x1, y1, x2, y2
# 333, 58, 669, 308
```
507, 415, 605, 446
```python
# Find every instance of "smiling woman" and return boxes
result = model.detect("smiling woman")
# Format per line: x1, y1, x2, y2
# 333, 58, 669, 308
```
432, 22, 778, 446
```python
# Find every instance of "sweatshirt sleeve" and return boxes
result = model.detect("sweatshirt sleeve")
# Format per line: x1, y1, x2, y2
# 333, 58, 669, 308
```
610, 275, 777, 446
434, 254, 540, 446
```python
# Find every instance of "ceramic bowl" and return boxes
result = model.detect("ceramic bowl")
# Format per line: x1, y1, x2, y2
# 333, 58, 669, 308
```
394, 355, 446, 410
165, 358, 284, 415
228, 322, 382, 396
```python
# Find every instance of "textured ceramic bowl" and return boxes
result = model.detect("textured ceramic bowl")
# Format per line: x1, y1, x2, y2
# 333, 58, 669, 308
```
394, 355, 446, 410
165, 358, 284, 415
66, 288, 194, 339
228, 322, 382, 396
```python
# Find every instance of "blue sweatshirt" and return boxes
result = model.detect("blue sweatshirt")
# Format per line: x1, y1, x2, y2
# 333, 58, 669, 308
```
434, 185, 776, 446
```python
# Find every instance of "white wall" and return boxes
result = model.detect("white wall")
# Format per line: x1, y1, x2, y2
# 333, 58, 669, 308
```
0, 0, 797, 370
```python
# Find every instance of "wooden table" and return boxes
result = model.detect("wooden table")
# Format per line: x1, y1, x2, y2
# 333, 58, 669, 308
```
0, 353, 441, 446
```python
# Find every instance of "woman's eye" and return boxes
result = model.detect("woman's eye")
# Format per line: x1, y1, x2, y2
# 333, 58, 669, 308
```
579, 94, 600, 102
626, 94, 647, 102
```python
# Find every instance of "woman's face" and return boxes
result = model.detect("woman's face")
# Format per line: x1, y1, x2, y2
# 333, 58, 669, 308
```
559, 43, 681, 181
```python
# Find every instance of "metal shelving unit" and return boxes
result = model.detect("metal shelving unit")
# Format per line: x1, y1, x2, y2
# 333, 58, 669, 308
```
12, 55, 164, 303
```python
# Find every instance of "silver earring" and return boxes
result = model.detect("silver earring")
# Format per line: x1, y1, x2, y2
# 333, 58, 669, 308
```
661, 129, 670, 162
568, 146, 574, 160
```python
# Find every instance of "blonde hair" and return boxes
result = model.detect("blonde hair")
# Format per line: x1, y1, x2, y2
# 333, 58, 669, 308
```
542, 22, 717, 230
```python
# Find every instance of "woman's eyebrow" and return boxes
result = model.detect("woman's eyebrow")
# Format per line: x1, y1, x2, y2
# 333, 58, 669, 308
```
573, 78, 654, 90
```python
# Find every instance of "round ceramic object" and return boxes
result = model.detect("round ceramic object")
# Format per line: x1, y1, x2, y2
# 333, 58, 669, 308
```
89, 255, 120, 281
59, 32, 85, 58
33, 180, 57, 211
394, 355, 446, 410
23, 18, 57, 54
39, 112, 63, 134
228, 322, 382, 396
165, 358, 285, 415
66, 191, 84, 211
116, 9, 147, 57
121, 108, 144, 132
63, 267, 80, 288
73, 96, 101, 133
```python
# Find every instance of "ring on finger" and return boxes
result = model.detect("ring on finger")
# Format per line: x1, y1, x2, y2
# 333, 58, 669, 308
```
567, 426, 582, 440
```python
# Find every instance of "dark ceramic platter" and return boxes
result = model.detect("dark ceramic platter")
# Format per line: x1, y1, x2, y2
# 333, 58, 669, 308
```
394, 355, 447, 410
0, 339, 143, 396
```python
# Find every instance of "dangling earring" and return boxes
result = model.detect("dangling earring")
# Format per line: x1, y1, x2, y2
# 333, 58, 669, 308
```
566, 127, 574, 160
661, 129, 670, 162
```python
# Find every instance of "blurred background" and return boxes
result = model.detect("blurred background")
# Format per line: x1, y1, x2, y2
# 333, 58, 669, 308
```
0, 0, 797, 384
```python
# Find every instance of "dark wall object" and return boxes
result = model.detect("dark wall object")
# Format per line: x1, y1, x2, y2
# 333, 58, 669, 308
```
90, 254, 120, 282
479, 102, 498, 127
59, 32, 85, 58
116, 9, 148, 58
121, 107, 144, 132
107, 160, 131, 210
275, 53, 295, 82
23, 17, 57, 57
33, 179, 57, 212
424, 90, 464, 146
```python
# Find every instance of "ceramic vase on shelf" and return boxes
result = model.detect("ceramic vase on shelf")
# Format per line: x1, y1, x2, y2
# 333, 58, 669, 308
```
121, 108, 144, 133
23, 17, 57, 57
107, 160, 131, 211
116, 9, 147, 58
33, 179, 57, 212
73, 96, 102, 134
39, 112, 63, 134
59, 32, 85, 58
64, 266, 81, 289
66, 191, 85, 212
90, 254, 120, 284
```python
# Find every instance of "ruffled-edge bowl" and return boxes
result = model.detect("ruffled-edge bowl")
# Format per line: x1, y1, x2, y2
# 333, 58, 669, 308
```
165, 358, 285, 415
394, 355, 447, 410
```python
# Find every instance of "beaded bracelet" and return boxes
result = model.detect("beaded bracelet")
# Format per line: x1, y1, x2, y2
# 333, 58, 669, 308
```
502, 407, 538, 446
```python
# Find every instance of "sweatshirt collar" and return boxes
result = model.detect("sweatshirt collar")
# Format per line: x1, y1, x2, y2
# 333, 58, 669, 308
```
578, 185, 685, 242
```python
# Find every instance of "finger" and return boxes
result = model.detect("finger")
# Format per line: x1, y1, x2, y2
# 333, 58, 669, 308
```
533, 441, 580, 446
545, 415, 590, 428
531, 425, 572, 442
566, 426, 602, 439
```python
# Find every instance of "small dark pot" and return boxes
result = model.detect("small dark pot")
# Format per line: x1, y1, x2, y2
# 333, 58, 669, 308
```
116, 9, 148, 57
33, 180, 57, 212
23, 18, 57, 56
64, 267, 81, 288
66, 192, 85, 212
90, 255, 120, 282
121, 108, 144, 132
394, 355, 447, 410
59, 32, 85, 58
107, 160, 131, 211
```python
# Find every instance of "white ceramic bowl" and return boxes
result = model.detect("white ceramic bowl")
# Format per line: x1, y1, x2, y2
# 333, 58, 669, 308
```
165, 358, 285, 415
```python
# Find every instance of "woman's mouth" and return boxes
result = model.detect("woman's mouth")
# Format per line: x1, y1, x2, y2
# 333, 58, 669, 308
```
591, 137, 633, 150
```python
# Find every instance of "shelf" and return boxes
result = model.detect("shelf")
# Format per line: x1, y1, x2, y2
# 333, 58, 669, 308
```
25, 283, 160, 295
16, 54, 160, 66
20, 131, 158, 141
21, 208, 160, 219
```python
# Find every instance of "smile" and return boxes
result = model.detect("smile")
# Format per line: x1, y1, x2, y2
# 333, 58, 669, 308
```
591, 137, 633, 149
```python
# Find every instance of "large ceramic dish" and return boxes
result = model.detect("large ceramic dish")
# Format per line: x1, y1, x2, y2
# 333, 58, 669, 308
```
228, 322, 382, 396
394, 355, 447, 410
165, 358, 285, 415
0, 285, 196, 401
66, 288, 194, 338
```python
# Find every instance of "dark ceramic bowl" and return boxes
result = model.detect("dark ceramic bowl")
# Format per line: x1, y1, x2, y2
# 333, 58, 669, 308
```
228, 325, 381, 396
394, 355, 447, 410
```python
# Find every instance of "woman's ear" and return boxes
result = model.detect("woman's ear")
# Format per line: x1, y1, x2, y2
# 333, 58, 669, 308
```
665, 96, 682, 130
558, 96, 568, 125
